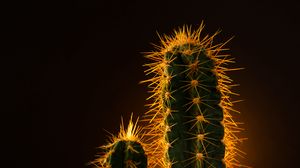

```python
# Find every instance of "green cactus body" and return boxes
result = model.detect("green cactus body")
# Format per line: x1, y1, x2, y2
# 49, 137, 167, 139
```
108, 140, 147, 168
142, 24, 243, 168
163, 45, 225, 167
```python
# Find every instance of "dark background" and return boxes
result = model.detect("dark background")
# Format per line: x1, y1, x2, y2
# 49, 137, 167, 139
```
11, 0, 300, 168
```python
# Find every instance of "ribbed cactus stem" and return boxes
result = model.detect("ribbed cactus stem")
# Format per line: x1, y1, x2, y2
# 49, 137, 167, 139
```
142, 23, 244, 168
163, 45, 225, 167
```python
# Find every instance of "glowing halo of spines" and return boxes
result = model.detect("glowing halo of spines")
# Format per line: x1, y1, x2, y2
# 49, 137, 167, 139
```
141, 22, 246, 168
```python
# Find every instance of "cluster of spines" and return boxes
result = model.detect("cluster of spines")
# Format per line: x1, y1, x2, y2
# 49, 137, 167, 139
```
91, 115, 147, 168
141, 22, 246, 168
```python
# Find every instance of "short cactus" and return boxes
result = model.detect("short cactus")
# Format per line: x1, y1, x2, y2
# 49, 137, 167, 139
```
107, 140, 147, 168
92, 116, 147, 168
142, 23, 244, 167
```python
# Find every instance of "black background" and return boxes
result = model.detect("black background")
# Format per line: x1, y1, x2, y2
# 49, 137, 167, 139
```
12, 0, 300, 168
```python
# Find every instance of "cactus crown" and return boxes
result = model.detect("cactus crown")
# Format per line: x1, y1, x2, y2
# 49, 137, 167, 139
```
92, 115, 147, 168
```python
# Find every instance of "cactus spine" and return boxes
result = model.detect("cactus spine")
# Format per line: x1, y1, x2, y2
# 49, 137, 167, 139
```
142, 23, 244, 167
92, 116, 147, 168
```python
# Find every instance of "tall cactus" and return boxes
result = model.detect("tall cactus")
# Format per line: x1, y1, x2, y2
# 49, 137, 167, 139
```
142, 23, 244, 168
92, 115, 147, 168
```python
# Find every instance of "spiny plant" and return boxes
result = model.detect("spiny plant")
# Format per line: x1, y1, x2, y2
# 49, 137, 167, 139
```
92, 22, 246, 168
141, 22, 245, 168
91, 115, 147, 168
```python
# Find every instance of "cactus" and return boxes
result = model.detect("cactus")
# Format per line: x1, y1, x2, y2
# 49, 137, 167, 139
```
93, 22, 245, 168
142, 22, 244, 168
92, 115, 147, 168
